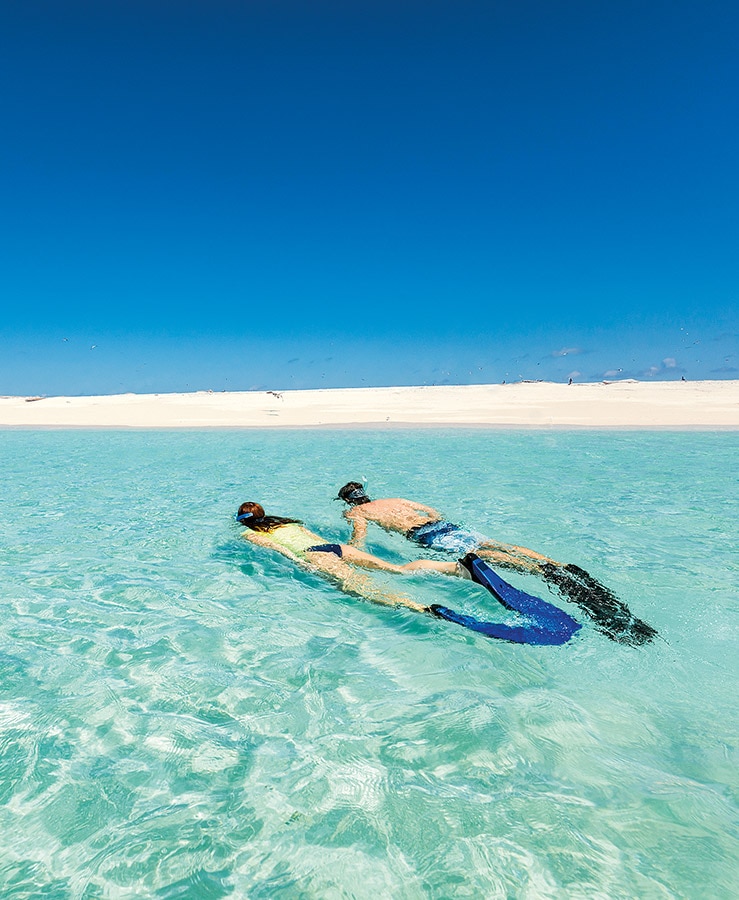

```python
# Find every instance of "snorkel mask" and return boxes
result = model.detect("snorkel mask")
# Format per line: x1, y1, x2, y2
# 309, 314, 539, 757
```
336, 483, 370, 505
235, 511, 255, 524
345, 488, 368, 503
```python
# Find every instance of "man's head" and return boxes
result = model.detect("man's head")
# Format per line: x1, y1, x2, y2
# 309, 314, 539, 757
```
236, 501, 265, 523
337, 482, 371, 506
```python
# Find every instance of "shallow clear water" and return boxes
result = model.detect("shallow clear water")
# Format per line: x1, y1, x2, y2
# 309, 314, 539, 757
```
0, 429, 737, 899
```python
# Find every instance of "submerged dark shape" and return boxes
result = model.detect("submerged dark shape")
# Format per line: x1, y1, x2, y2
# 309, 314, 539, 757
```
540, 563, 658, 646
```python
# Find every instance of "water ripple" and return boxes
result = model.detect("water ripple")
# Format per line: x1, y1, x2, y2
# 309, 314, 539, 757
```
0, 429, 737, 897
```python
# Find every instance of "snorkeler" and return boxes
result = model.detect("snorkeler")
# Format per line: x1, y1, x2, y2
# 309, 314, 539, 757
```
235, 502, 581, 645
336, 482, 657, 646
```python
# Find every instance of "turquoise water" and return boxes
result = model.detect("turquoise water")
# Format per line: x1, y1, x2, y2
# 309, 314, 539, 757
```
1, 429, 737, 899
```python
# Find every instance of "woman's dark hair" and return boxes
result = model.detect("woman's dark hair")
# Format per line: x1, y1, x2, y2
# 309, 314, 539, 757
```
236, 501, 302, 532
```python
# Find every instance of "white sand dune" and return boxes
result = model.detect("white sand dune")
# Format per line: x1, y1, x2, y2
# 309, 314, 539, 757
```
1, 380, 737, 428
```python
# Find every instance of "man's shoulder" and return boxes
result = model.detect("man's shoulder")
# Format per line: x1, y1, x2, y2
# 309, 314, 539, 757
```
380, 497, 418, 508
364, 497, 405, 510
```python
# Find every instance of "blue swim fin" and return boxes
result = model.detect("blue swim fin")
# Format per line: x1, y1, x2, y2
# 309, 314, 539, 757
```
459, 553, 581, 632
427, 554, 581, 646
428, 604, 569, 645
458, 553, 539, 610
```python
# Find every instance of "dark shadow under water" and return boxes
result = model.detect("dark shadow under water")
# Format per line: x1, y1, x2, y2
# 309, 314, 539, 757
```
540, 563, 659, 646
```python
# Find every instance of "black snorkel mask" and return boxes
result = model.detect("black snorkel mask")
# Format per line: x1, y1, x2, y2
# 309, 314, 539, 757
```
336, 486, 370, 505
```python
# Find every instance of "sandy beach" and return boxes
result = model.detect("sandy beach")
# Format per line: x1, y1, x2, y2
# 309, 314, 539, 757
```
1, 380, 737, 428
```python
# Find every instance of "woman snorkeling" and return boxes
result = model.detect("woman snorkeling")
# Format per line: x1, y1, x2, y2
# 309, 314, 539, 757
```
235, 502, 582, 646
236, 501, 448, 613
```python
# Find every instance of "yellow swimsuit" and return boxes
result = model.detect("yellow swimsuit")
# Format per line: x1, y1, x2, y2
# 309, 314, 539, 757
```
259, 523, 323, 557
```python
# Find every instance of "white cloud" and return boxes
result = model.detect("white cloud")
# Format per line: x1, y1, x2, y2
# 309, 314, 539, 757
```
662, 357, 677, 368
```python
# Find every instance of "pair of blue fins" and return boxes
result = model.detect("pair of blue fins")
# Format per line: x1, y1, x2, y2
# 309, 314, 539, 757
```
430, 553, 582, 646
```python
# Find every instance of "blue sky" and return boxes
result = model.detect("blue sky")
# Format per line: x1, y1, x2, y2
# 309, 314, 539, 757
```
1, 0, 737, 394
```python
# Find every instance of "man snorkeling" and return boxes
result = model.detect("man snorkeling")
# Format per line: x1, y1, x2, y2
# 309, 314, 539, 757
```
336, 482, 657, 646
235, 502, 582, 646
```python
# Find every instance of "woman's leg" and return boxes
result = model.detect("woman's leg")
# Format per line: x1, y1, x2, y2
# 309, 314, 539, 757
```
306, 549, 428, 613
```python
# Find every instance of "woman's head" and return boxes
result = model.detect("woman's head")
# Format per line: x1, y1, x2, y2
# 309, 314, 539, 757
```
236, 501, 264, 523
236, 501, 302, 532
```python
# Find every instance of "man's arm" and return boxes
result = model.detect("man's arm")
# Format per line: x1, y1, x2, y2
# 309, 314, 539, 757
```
344, 509, 369, 547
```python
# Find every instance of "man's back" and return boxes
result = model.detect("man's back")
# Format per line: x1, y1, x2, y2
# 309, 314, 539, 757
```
344, 497, 441, 544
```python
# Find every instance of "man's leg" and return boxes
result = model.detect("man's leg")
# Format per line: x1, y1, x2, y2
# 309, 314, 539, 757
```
475, 540, 561, 574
